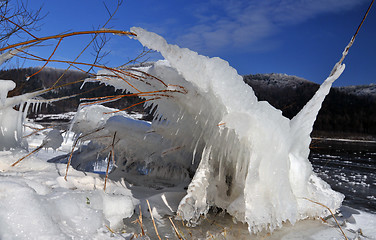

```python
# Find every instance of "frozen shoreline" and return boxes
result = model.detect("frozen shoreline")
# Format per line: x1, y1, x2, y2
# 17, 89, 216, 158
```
1, 143, 375, 239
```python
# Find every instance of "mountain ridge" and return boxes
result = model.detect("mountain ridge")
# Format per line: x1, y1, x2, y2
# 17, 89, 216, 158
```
1, 67, 375, 137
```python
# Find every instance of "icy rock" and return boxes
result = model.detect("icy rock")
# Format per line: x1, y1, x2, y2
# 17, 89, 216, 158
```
43, 129, 64, 150
103, 193, 134, 229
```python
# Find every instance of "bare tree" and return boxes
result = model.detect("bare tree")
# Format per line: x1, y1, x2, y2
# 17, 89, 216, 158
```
0, 0, 45, 51
0, 0, 45, 68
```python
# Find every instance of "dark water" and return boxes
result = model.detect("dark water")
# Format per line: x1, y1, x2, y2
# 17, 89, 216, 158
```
309, 138, 376, 213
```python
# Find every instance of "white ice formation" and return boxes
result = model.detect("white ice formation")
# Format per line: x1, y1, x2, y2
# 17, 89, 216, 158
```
0, 49, 63, 151
68, 105, 193, 186
0, 78, 52, 151
0, 80, 27, 150
69, 27, 347, 234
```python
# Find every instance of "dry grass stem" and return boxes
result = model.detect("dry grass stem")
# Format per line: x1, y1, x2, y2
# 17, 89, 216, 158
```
168, 217, 183, 240
105, 224, 116, 234
131, 205, 146, 236
103, 132, 117, 191
303, 198, 348, 240
11, 143, 45, 167
22, 125, 54, 138
146, 199, 161, 240
64, 127, 105, 180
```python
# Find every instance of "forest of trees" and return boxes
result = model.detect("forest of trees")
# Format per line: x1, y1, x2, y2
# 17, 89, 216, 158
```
0, 67, 146, 116
244, 73, 376, 137
1, 67, 375, 137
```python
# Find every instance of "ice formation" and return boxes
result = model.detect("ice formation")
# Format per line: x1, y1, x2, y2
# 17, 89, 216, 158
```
0, 79, 50, 151
0, 80, 26, 150
67, 27, 347, 234
0, 51, 62, 151
68, 105, 193, 186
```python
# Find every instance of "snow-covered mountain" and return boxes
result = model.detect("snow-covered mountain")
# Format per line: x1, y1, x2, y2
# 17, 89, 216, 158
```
244, 73, 376, 99
1, 67, 375, 135
337, 83, 376, 98
244, 73, 316, 89
244, 73, 376, 136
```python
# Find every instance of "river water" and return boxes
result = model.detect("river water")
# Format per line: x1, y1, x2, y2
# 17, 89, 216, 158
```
309, 138, 376, 213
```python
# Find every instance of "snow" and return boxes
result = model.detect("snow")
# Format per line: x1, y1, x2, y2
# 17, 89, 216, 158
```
0, 119, 375, 239
338, 83, 376, 98
1, 26, 375, 239
0, 150, 136, 239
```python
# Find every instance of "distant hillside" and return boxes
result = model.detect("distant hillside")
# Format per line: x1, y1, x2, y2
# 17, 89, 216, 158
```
244, 73, 376, 137
1, 67, 375, 137
0, 67, 146, 115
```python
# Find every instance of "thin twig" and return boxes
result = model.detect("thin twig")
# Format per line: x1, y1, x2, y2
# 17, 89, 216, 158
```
330, 0, 374, 76
0, 14, 39, 39
136, 205, 145, 236
0, 29, 136, 52
105, 225, 116, 234
26, 37, 63, 79
104, 97, 161, 114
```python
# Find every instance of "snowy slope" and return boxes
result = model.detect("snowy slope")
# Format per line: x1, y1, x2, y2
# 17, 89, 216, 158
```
337, 83, 376, 98
244, 73, 376, 98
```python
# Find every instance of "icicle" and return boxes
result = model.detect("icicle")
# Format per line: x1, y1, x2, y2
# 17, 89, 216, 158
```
22, 101, 31, 123
37, 102, 42, 113
32, 102, 37, 113
15, 102, 24, 141
192, 134, 202, 164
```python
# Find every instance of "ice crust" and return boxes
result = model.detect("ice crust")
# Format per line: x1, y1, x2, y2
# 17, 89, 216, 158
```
70, 27, 346, 233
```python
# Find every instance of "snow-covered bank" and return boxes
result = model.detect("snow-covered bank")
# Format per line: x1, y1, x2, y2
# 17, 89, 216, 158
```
0, 149, 136, 239
0, 145, 375, 239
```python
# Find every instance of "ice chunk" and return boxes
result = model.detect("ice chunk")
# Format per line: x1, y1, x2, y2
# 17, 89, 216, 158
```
43, 129, 64, 150
102, 193, 134, 229
0, 80, 16, 105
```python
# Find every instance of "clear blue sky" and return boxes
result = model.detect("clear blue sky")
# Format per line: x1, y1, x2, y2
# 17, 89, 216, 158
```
19, 0, 376, 86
